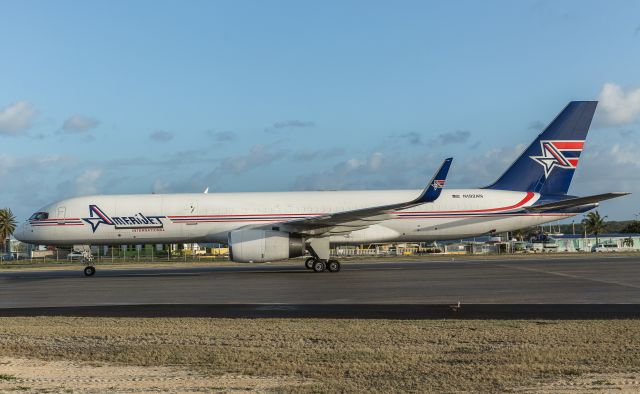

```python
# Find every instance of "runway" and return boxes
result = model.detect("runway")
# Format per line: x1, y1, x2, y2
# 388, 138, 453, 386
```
1, 255, 640, 318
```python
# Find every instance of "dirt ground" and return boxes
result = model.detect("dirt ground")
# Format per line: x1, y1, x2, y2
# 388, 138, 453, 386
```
0, 357, 309, 393
1, 357, 639, 393
1, 318, 640, 392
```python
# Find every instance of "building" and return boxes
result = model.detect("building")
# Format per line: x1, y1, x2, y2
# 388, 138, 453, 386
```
546, 233, 640, 252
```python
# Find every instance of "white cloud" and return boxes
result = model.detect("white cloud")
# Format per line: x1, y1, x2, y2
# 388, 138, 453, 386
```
273, 120, 315, 129
333, 152, 386, 175
0, 154, 72, 179
397, 132, 422, 144
455, 144, 526, 186
0, 154, 17, 176
206, 130, 237, 142
265, 120, 315, 133
152, 179, 171, 194
0, 154, 77, 218
430, 130, 471, 145
62, 115, 100, 133
292, 152, 428, 191
74, 169, 103, 195
35, 155, 73, 167
569, 140, 640, 219
53, 169, 103, 203
208, 144, 284, 178
528, 120, 545, 131
396, 130, 472, 146
291, 147, 345, 161
369, 152, 383, 170
149, 130, 173, 142
597, 83, 640, 126
0, 101, 37, 136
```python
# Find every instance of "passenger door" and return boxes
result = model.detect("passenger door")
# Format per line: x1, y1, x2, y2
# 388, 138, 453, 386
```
54, 206, 66, 238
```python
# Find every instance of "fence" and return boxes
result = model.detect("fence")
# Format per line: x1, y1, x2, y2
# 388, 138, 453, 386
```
0, 249, 231, 264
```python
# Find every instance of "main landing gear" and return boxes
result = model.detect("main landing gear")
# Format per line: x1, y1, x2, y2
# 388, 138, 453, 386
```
305, 237, 340, 273
304, 257, 341, 273
305, 257, 315, 270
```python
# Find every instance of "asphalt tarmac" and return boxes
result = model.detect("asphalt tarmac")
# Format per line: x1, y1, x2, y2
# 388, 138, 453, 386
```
1, 255, 639, 318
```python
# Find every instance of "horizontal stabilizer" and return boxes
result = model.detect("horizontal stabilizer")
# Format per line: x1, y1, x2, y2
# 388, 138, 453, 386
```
525, 192, 630, 212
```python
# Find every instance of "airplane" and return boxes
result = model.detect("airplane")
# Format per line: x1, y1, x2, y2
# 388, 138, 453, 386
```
15, 101, 629, 276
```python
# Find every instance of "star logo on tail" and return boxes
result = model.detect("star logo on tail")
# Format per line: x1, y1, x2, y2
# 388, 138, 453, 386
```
530, 140, 584, 178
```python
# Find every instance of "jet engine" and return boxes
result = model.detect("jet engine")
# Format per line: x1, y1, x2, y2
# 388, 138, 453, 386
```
228, 229, 305, 263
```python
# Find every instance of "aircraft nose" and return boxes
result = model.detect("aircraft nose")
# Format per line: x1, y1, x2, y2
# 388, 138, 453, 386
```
14, 222, 27, 242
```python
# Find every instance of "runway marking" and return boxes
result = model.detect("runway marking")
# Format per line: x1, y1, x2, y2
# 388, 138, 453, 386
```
493, 263, 640, 290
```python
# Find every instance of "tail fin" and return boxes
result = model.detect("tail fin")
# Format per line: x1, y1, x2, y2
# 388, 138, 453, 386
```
484, 101, 597, 195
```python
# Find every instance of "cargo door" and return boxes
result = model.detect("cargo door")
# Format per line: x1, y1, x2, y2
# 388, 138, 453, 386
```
56, 206, 66, 223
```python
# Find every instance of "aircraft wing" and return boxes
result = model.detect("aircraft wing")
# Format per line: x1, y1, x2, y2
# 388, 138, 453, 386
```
525, 192, 630, 213
258, 158, 453, 236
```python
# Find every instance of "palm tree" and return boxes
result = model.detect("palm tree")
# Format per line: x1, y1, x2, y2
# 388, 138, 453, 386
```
582, 211, 607, 245
0, 208, 17, 255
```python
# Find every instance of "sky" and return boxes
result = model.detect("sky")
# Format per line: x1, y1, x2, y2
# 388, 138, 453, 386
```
1, 0, 639, 221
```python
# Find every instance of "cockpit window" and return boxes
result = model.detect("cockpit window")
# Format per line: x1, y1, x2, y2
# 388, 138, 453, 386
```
29, 212, 49, 221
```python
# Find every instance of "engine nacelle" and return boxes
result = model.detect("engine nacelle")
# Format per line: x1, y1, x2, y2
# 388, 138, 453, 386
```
228, 229, 305, 263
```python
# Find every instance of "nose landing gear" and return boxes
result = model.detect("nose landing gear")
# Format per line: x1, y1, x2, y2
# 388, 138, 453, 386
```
83, 265, 96, 276
81, 249, 96, 277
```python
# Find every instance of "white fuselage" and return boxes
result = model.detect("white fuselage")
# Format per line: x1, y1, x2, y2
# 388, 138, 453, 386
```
17, 188, 574, 246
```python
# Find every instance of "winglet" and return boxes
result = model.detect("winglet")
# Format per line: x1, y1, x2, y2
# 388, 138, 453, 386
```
413, 158, 453, 204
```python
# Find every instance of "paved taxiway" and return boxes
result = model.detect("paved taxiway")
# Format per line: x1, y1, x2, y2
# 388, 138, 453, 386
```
1, 255, 639, 318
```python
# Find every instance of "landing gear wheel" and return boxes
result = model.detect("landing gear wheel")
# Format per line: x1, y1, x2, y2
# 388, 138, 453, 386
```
305, 257, 315, 270
312, 260, 326, 273
84, 266, 96, 276
327, 260, 341, 272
